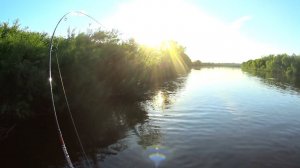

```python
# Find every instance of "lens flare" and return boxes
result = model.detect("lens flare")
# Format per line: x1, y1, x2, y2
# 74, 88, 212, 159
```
149, 153, 166, 167
145, 145, 170, 167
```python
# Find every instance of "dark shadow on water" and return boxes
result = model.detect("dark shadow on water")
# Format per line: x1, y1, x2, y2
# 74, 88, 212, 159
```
0, 75, 188, 168
0, 98, 148, 168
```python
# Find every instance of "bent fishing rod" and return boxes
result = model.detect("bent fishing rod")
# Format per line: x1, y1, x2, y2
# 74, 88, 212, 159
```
49, 11, 102, 168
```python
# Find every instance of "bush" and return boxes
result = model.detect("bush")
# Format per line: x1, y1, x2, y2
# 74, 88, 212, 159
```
0, 21, 192, 121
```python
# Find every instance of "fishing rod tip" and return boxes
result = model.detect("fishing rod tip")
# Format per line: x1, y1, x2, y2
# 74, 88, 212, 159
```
70, 11, 86, 16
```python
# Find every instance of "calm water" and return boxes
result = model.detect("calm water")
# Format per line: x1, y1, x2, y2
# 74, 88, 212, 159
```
2, 68, 300, 168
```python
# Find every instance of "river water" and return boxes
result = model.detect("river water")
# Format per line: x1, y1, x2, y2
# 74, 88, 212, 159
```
2, 68, 300, 168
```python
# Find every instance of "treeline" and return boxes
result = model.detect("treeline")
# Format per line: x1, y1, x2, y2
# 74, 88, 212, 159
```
241, 54, 300, 76
0, 21, 192, 121
192, 60, 240, 68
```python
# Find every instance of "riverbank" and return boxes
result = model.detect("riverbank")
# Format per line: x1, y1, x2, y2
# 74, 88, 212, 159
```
0, 21, 192, 126
241, 54, 300, 76
192, 61, 241, 69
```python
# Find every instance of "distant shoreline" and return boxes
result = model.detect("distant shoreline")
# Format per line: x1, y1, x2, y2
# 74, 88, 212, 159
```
192, 61, 241, 69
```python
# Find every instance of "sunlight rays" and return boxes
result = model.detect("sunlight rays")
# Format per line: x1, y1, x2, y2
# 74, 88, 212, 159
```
165, 42, 189, 74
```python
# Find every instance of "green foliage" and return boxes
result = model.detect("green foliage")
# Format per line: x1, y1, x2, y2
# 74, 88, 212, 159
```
0, 21, 192, 121
192, 60, 202, 67
0, 21, 49, 120
241, 54, 300, 77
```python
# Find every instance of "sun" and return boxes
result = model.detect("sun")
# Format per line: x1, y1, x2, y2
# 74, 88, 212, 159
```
104, 0, 277, 62
105, 0, 197, 47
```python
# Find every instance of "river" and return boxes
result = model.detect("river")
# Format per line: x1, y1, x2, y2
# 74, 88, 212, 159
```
2, 67, 300, 168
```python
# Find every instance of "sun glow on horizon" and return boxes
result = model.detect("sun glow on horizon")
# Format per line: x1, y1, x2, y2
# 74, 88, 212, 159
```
104, 0, 283, 63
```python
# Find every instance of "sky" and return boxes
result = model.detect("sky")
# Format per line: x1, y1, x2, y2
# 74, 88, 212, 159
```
1, 0, 300, 63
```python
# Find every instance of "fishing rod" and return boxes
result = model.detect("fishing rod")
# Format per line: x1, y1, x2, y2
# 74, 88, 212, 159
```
49, 11, 103, 168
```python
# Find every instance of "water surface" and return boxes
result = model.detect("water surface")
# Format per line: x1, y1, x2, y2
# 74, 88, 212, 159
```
101, 68, 300, 168
2, 68, 300, 168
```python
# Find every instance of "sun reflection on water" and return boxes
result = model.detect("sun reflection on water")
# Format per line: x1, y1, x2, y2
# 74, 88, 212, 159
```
153, 91, 166, 111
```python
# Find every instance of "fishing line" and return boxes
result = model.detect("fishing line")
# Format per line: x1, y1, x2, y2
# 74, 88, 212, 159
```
49, 11, 104, 168
54, 42, 92, 168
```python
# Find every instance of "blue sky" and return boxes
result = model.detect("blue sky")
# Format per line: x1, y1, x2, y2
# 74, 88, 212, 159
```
1, 0, 300, 62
